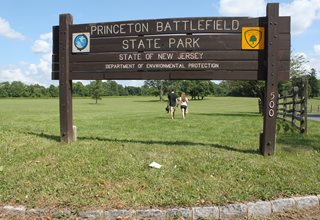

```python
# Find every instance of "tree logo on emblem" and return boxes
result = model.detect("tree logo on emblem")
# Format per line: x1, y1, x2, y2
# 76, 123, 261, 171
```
245, 29, 262, 48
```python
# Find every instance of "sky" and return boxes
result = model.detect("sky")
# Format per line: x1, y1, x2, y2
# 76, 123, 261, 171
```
0, 0, 320, 87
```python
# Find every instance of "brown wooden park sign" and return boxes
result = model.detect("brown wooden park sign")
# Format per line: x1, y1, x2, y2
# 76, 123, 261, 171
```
52, 3, 290, 156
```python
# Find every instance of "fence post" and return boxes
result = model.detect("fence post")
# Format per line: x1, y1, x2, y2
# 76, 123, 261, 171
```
300, 78, 308, 133
258, 99, 262, 114
283, 91, 287, 120
291, 86, 298, 129
277, 94, 280, 117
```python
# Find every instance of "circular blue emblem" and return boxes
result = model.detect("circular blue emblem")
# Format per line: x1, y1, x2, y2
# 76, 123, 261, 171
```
74, 34, 88, 51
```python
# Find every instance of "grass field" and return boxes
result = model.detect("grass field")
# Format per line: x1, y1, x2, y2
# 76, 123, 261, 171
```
309, 98, 320, 113
0, 96, 319, 210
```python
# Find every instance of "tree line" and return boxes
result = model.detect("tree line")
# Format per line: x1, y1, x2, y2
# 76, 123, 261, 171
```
0, 75, 319, 100
0, 81, 142, 98
0, 80, 221, 99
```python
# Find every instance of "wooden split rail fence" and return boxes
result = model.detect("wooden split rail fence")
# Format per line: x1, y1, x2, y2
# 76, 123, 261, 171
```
277, 79, 308, 133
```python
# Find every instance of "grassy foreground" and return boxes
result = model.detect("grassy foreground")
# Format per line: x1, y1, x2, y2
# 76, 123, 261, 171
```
0, 96, 319, 210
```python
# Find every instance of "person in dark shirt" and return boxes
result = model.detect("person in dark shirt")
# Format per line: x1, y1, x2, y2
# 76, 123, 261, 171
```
168, 89, 178, 119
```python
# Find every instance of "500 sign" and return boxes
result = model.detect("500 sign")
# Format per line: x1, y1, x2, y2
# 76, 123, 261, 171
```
268, 92, 276, 117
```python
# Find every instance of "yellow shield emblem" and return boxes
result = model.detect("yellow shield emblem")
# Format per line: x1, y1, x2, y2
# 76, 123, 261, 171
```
242, 27, 265, 50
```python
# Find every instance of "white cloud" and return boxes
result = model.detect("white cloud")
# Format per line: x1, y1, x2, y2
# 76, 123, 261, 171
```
25, 58, 51, 76
0, 32, 53, 86
31, 32, 52, 54
0, 68, 34, 83
31, 40, 51, 54
314, 44, 320, 55
280, 0, 320, 34
219, 0, 266, 17
218, 0, 320, 35
311, 44, 320, 78
115, 80, 144, 87
0, 59, 51, 86
0, 17, 26, 40
40, 32, 52, 41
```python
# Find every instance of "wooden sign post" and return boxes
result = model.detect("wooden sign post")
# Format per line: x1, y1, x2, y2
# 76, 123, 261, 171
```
53, 3, 290, 155
259, 4, 280, 156
58, 14, 74, 143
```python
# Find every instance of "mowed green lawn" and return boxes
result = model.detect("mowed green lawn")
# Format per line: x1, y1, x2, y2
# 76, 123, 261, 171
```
0, 96, 319, 210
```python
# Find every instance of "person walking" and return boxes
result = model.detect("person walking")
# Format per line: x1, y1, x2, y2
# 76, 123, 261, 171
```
167, 89, 178, 119
179, 92, 189, 119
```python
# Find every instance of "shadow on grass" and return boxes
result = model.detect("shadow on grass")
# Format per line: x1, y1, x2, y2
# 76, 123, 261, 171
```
277, 134, 320, 151
77, 136, 259, 155
27, 132, 259, 155
192, 112, 262, 117
27, 132, 61, 142
133, 100, 163, 103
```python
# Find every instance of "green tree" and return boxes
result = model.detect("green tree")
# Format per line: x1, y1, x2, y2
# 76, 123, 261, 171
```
125, 86, 141, 96
308, 68, 320, 98
140, 84, 152, 96
102, 80, 120, 96
290, 53, 308, 79
48, 85, 59, 97
279, 53, 310, 96
188, 80, 212, 100
117, 84, 128, 96
90, 80, 103, 104
250, 35, 257, 45
9, 81, 26, 97
26, 84, 48, 97
210, 81, 227, 96
178, 80, 193, 95
0, 82, 10, 97
73, 81, 88, 96
224, 80, 264, 97
144, 80, 172, 101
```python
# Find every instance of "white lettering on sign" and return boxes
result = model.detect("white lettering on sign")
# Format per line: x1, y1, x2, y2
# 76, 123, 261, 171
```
158, 53, 174, 60
104, 62, 220, 70
178, 52, 204, 60
119, 53, 142, 61
91, 22, 149, 35
156, 20, 239, 32
117, 52, 205, 61
122, 38, 161, 50
146, 63, 186, 69
90, 19, 240, 36
168, 37, 200, 49
122, 37, 200, 50
187, 62, 219, 69
105, 63, 136, 70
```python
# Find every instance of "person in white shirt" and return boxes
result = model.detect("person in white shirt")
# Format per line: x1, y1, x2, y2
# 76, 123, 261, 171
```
179, 92, 189, 119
